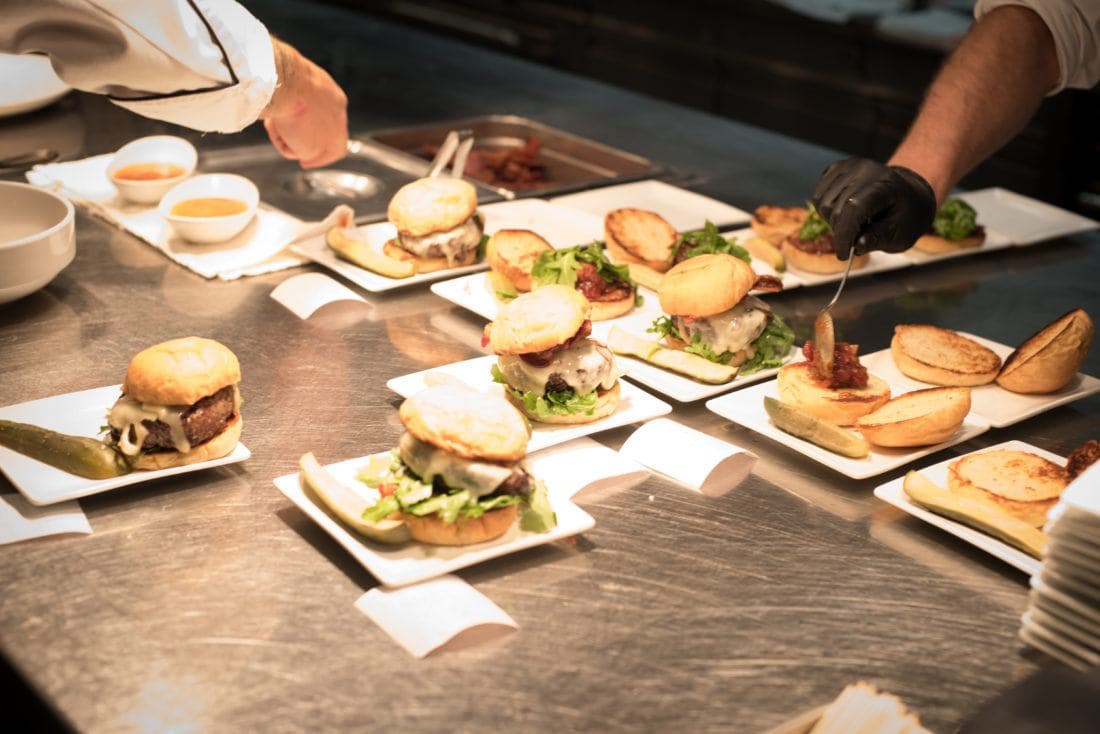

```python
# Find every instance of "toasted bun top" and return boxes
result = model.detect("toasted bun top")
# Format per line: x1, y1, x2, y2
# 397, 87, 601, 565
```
399, 386, 528, 462
659, 253, 755, 316
605, 208, 677, 264
123, 337, 240, 406
486, 229, 552, 278
388, 177, 477, 237
999, 308, 1094, 381
949, 450, 1067, 502
487, 284, 590, 355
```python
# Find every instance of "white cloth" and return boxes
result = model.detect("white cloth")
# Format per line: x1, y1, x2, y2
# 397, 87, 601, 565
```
976, 0, 1100, 92
0, 0, 276, 132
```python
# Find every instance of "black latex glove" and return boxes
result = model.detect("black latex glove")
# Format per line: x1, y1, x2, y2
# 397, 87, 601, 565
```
811, 158, 936, 259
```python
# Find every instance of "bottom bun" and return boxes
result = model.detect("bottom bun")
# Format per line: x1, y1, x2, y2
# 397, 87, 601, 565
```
776, 363, 890, 426
130, 414, 242, 470
506, 381, 621, 425
913, 232, 985, 254
383, 239, 478, 274
587, 293, 636, 321
404, 503, 518, 545
781, 242, 869, 274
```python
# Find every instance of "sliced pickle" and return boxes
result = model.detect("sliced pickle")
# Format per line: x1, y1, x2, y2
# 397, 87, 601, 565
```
298, 452, 410, 544
607, 327, 736, 384
763, 397, 869, 458
0, 419, 130, 479
325, 226, 416, 279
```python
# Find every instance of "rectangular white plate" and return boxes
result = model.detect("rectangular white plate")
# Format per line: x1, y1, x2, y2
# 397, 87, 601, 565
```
860, 333, 1100, 428
781, 250, 912, 287
958, 187, 1099, 245
385, 356, 671, 452
550, 179, 752, 231
900, 226, 1014, 264
273, 452, 595, 588
706, 371, 991, 480
0, 385, 250, 505
872, 439, 1060, 575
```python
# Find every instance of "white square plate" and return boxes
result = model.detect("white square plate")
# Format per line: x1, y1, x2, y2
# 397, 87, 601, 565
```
550, 179, 752, 231
860, 333, 1100, 428
900, 226, 1014, 264
781, 250, 912, 287
958, 187, 1099, 245
385, 356, 671, 452
272, 452, 595, 588
706, 369, 991, 480
0, 385, 250, 505
872, 440, 1060, 575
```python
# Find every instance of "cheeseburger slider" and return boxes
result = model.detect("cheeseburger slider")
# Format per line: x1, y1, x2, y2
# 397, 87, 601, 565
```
913, 198, 985, 254
531, 242, 639, 320
486, 285, 620, 423
782, 203, 869, 274
107, 337, 242, 469
360, 386, 556, 545
648, 254, 794, 374
385, 176, 485, 272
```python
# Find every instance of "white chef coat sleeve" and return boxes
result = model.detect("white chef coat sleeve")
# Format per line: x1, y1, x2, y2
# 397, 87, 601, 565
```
0, 0, 277, 133
975, 0, 1100, 92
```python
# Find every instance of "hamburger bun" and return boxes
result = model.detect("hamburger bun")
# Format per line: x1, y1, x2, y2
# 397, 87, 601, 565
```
403, 503, 518, 545
399, 386, 529, 463
504, 380, 620, 425
913, 231, 985, 254
387, 177, 477, 237
129, 414, 242, 470
659, 253, 755, 317
486, 229, 552, 292
587, 292, 637, 321
604, 208, 677, 272
777, 362, 891, 426
948, 449, 1068, 527
891, 325, 1001, 386
382, 238, 477, 273
997, 309, 1094, 394
123, 336, 240, 406
487, 284, 590, 355
854, 387, 970, 447
751, 205, 807, 245
780, 240, 870, 274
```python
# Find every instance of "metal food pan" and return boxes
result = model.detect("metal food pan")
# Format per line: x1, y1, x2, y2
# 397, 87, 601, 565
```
366, 114, 659, 198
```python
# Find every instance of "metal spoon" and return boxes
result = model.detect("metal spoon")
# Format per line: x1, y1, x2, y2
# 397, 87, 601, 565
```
0, 147, 59, 169
812, 253, 854, 382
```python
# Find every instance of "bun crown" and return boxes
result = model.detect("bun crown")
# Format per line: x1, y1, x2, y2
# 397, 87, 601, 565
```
399, 386, 529, 462
659, 253, 755, 317
388, 177, 477, 237
604, 208, 677, 270
123, 337, 240, 406
487, 284, 590, 355
997, 308, 1094, 394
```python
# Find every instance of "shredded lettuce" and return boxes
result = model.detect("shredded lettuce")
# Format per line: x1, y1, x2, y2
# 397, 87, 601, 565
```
647, 316, 733, 364
520, 480, 556, 532
674, 221, 750, 263
932, 198, 978, 240
491, 364, 598, 419
738, 314, 795, 375
477, 233, 490, 260
798, 202, 831, 241
532, 242, 636, 290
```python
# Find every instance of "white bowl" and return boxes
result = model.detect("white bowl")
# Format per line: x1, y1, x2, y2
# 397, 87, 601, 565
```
107, 135, 197, 204
0, 54, 70, 118
0, 182, 75, 304
159, 173, 259, 244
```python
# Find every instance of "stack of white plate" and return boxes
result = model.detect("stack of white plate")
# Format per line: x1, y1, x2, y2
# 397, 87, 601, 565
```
1021, 463, 1100, 669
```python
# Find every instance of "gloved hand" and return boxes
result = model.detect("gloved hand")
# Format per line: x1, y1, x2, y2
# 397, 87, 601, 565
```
811, 158, 936, 259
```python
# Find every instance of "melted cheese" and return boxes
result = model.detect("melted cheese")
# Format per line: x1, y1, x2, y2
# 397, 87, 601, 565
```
676, 296, 769, 356
497, 339, 617, 396
106, 386, 240, 457
399, 217, 482, 266
398, 432, 514, 498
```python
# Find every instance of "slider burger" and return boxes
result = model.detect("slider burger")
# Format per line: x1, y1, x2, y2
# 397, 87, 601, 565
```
360, 386, 555, 545
913, 198, 985, 254
777, 341, 890, 426
107, 337, 242, 469
648, 253, 794, 374
485, 285, 620, 423
384, 176, 484, 272
782, 204, 869, 274
530, 241, 639, 320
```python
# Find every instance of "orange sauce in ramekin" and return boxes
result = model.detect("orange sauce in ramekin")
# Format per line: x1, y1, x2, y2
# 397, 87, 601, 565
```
112, 162, 186, 181
169, 197, 249, 218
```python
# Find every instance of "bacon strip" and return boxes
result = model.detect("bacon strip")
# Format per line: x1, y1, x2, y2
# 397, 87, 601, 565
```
520, 320, 591, 366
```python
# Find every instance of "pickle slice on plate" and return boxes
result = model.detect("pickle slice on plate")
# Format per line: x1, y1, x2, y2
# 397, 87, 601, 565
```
763, 397, 869, 458
607, 327, 737, 384
325, 227, 416, 279
0, 419, 131, 479
298, 452, 410, 544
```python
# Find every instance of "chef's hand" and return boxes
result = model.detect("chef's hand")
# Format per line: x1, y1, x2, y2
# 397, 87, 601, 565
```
811, 158, 936, 259
262, 39, 348, 169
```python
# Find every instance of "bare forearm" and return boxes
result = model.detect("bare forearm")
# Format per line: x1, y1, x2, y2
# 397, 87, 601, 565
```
888, 6, 1060, 203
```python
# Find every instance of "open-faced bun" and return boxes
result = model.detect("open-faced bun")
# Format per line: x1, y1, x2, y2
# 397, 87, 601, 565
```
382, 238, 478, 273
587, 292, 637, 321
399, 386, 529, 462
997, 309, 1094, 394
855, 387, 970, 447
485, 229, 552, 291
129, 414, 242, 470
387, 177, 477, 236
604, 208, 677, 272
123, 336, 240, 406
751, 205, 807, 245
487, 284, 589, 355
505, 381, 620, 425
913, 231, 985, 254
403, 504, 518, 545
947, 449, 1067, 527
780, 240, 869, 274
776, 362, 891, 426
658, 253, 755, 317
891, 325, 1001, 386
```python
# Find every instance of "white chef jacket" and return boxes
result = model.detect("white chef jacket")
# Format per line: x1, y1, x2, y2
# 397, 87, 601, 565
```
976, 0, 1100, 92
0, 0, 276, 132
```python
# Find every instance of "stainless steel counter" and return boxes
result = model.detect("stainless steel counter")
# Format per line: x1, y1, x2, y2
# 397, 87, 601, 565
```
2, 3, 1098, 732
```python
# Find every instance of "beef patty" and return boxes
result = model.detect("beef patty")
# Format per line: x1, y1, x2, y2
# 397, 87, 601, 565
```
113, 385, 237, 451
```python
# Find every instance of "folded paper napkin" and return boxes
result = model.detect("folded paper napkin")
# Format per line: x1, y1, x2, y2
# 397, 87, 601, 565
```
0, 492, 91, 544
27, 155, 348, 280
527, 436, 650, 502
356, 574, 517, 658
270, 272, 366, 319
619, 418, 757, 496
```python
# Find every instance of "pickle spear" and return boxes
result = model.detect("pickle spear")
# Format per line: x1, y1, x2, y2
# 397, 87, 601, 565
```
763, 397, 870, 458
298, 452, 410, 544
325, 226, 416, 279
0, 419, 131, 479
607, 327, 737, 384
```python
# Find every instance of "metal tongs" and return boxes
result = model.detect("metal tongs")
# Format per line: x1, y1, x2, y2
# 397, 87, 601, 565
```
426, 129, 474, 178
812, 253, 854, 382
